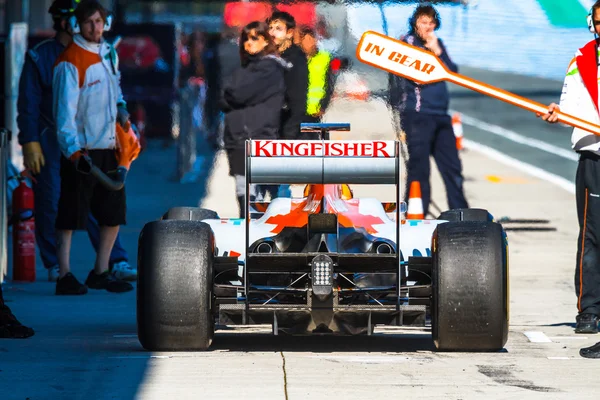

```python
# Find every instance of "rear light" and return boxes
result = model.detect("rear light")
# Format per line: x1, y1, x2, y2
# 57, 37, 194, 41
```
311, 254, 334, 299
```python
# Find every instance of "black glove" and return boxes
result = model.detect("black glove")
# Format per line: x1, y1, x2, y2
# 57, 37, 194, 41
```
71, 150, 91, 174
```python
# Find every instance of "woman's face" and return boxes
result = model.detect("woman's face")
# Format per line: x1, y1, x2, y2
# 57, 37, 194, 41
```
244, 29, 268, 55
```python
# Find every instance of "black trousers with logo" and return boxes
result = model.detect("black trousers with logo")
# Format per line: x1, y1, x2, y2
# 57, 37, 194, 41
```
575, 152, 600, 317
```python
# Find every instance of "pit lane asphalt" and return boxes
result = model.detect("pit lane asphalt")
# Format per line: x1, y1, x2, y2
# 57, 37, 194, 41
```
1, 71, 598, 400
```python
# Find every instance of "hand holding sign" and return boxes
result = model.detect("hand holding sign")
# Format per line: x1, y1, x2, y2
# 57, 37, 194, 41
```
356, 31, 600, 136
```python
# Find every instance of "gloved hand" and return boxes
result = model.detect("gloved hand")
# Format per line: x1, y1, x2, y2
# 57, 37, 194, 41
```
70, 150, 91, 174
115, 120, 141, 170
117, 104, 130, 128
22, 141, 45, 174
69, 149, 84, 162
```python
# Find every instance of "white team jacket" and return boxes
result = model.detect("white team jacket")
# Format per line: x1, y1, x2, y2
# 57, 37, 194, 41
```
560, 42, 600, 155
52, 34, 125, 159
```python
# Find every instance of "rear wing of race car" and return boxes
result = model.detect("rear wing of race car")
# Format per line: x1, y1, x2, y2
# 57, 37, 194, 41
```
245, 139, 399, 185
244, 123, 402, 250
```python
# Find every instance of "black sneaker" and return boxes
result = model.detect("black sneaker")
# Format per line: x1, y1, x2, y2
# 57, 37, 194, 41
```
56, 273, 88, 295
0, 304, 35, 339
580, 341, 600, 358
575, 313, 599, 334
85, 270, 133, 293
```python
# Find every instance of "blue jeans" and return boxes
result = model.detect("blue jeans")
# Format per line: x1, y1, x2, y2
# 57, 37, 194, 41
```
34, 131, 128, 269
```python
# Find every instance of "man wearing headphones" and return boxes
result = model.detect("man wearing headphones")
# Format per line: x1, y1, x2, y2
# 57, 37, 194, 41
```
539, 1, 600, 348
388, 3, 468, 217
16, 0, 135, 286
51, 0, 133, 294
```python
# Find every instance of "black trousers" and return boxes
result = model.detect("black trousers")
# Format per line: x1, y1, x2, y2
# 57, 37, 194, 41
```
575, 152, 600, 316
399, 112, 468, 216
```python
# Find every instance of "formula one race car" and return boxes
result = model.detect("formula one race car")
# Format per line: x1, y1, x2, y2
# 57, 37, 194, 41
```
136, 123, 509, 352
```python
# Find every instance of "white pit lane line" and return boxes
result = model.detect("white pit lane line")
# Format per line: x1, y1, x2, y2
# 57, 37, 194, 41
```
524, 331, 552, 343
450, 110, 579, 162
463, 140, 576, 194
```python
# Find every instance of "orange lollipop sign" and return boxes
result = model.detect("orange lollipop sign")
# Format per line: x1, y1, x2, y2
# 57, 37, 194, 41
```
356, 30, 600, 136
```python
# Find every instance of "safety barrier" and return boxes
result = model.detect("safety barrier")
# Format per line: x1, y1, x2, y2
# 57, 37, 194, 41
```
0, 128, 10, 283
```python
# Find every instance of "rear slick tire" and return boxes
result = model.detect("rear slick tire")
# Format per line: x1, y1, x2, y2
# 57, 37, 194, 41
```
162, 206, 218, 221
431, 220, 509, 352
137, 219, 215, 351
438, 208, 493, 222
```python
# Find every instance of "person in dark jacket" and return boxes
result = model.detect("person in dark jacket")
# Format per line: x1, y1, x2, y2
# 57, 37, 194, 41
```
267, 11, 309, 140
264, 11, 309, 200
388, 4, 468, 217
16, 0, 135, 286
220, 21, 290, 217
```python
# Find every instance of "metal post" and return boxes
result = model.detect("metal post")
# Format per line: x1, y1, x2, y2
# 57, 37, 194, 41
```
176, 84, 194, 181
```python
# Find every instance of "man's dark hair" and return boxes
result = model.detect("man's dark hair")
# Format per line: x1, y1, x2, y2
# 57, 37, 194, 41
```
74, 0, 108, 24
298, 25, 315, 39
267, 11, 296, 31
49, 0, 75, 32
52, 15, 70, 32
239, 21, 278, 67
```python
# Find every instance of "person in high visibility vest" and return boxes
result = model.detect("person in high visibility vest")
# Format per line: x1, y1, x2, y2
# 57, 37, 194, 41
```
298, 26, 336, 124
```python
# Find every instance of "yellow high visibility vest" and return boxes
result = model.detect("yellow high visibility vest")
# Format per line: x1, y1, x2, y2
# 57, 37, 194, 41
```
306, 50, 331, 115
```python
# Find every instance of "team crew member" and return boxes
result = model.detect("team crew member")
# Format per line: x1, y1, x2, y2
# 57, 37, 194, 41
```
52, 0, 133, 294
388, 4, 468, 216
539, 1, 600, 344
265, 11, 308, 200
220, 21, 288, 217
268, 11, 309, 140
16, 0, 135, 283
0, 285, 34, 339
299, 26, 335, 123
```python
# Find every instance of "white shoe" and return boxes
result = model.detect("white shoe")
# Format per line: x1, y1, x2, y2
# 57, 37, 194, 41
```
48, 265, 60, 282
110, 261, 137, 281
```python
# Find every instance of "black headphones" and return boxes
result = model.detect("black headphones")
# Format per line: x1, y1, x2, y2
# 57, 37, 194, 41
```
409, 3, 441, 32
67, 0, 113, 34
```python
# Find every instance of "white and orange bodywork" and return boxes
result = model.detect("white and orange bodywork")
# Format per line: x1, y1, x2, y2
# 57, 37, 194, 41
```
199, 138, 445, 279
203, 184, 443, 261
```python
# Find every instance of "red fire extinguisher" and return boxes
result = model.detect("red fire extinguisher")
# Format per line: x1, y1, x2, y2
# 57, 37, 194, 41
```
12, 175, 36, 282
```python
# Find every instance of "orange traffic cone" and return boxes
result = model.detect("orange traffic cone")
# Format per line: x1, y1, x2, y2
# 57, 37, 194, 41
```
406, 181, 424, 220
452, 112, 463, 151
